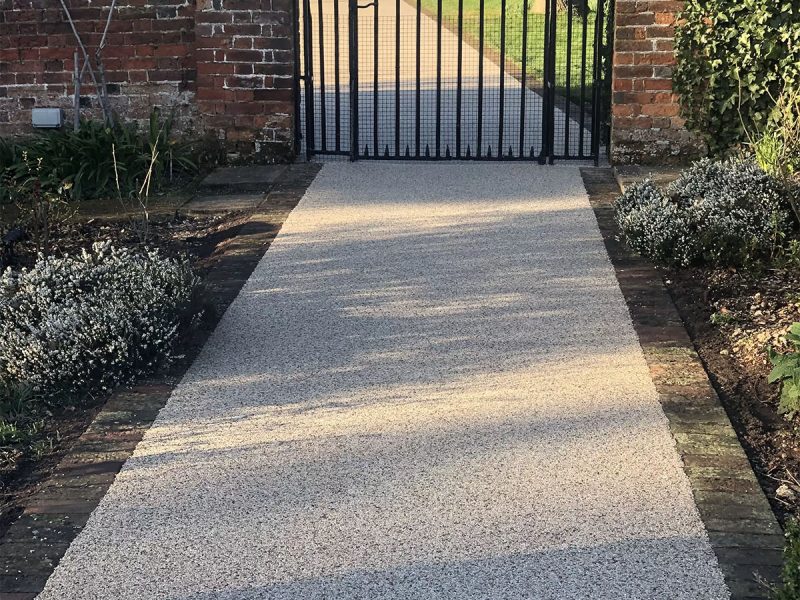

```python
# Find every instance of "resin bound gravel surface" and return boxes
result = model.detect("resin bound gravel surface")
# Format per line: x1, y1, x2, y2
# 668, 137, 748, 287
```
37, 163, 730, 599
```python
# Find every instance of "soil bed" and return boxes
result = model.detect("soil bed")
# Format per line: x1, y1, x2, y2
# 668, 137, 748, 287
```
667, 266, 800, 523
0, 210, 251, 530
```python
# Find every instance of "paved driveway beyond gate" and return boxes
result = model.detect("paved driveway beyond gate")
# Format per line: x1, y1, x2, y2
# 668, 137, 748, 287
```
38, 163, 729, 599
300, 0, 589, 159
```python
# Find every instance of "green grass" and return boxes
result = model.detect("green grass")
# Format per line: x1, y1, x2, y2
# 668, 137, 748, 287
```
0, 383, 56, 475
419, 0, 598, 101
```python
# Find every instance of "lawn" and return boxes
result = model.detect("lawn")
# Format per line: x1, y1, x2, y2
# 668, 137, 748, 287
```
419, 0, 599, 102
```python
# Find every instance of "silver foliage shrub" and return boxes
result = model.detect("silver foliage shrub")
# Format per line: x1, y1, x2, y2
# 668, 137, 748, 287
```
614, 179, 697, 266
0, 242, 200, 399
614, 158, 791, 267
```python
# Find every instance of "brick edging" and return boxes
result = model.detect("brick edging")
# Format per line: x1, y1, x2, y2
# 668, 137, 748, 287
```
581, 167, 784, 599
0, 163, 321, 600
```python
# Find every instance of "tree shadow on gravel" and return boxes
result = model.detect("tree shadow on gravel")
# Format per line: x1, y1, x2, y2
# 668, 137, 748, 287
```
175, 536, 729, 600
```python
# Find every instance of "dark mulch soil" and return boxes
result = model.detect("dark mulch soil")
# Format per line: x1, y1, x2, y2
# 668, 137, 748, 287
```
7, 211, 252, 273
0, 211, 252, 529
666, 266, 800, 523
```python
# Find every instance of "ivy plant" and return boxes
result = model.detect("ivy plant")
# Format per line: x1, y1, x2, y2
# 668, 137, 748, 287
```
768, 323, 800, 418
674, 0, 800, 155
771, 519, 800, 600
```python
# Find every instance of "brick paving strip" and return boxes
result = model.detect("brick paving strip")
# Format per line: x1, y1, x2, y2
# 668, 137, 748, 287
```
0, 163, 322, 600
581, 167, 785, 600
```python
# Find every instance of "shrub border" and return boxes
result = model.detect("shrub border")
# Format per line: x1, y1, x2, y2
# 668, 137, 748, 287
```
582, 167, 785, 599
0, 163, 322, 599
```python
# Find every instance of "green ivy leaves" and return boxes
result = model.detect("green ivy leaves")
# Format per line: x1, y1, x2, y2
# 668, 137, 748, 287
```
768, 323, 800, 418
674, 0, 800, 155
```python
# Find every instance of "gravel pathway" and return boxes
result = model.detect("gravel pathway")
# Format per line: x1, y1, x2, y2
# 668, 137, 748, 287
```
38, 163, 729, 599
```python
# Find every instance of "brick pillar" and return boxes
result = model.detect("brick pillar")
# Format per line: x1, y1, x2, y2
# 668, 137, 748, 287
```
610, 0, 704, 165
195, 0, 296, 163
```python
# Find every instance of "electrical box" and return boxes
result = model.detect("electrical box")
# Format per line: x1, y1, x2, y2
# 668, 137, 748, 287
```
31, 108, 63, 129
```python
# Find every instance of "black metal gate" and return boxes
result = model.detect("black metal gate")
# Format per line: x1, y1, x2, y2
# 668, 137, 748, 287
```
296, 0, 614, 163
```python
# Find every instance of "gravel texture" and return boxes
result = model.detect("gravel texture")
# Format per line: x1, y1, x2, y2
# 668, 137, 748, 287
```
38, 163, 729, 599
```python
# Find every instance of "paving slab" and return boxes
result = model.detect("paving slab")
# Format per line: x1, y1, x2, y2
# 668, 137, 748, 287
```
38, 163, 729, 599
181, 192, 267, 215
197, 165, 288, 194
614, 164, 682, 192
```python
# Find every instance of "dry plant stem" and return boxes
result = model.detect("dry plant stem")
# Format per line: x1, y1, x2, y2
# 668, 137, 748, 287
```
94, 0, 118, 127
112, 140, 158, 243
72, 51, 80, 132
136, 145, 160, 242
96, 61, 112, 128
111, 144, 141, 241
97, 0, 117, 52
112, 145, 122, 199
739, 82, 800, 225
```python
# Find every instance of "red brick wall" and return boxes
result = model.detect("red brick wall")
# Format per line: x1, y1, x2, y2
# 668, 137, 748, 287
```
2, 0, 702, 165
195, 0, 295, 161
0, 0, 296, 162
610, 0, 704, 164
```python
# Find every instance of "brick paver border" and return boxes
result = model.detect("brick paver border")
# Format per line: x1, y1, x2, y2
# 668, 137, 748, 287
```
0, 163, 322, 600
581, 167, 785, 600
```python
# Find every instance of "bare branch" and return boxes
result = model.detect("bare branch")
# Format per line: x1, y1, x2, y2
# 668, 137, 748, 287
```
97, 0, 118, 54
57, 0, 114, 125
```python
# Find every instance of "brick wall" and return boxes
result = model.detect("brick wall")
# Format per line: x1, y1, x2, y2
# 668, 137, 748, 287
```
0, 0, 198, 137
2, 0, 702, 165
0, 0, 296, 162
610, 0, 704, 164
195, 0, 295, 162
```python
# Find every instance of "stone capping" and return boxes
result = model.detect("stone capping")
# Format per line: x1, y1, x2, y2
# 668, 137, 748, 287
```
0, 163, 322, 600
581, 167, 784, 600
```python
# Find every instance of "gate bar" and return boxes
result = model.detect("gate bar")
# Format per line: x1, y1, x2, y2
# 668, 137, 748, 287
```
518, 0, 528, 157
476, 0, 484, 157
564, 0, 573, 158
435, 0, 442, 157
333, 0, 341, 151
590, 0, 604, 164
317, 0, 327, 151
547, 0, 557, 163
578, 2, 588, 158
373, 0, 378, 157
395, 0, 401, 155
302, 0, 315, 159
349, 0, 359, 160
539, 0, 550, 163
292, 0, 302, 156
415, 0, 421, 156
497, 0, 506, 157
603, 0, 616, 161
456, 0, 463, 157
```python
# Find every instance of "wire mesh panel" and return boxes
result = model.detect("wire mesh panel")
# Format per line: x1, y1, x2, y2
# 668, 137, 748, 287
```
298, 0, 612, 162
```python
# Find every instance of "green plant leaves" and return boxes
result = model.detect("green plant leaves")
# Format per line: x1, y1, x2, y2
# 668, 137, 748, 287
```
771, 518, 800, 599
614, 158, 792, 268
767, 323, 800, 417
674, 0, 800, 155
0, 110, 197, 203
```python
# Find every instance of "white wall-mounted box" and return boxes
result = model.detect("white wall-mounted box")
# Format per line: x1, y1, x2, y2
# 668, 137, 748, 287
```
31, 108, 63, 129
